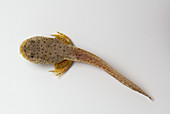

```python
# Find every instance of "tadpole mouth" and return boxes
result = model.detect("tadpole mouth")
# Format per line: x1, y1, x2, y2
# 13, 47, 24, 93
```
20, 39, 31, 61
20, 40, 26, 56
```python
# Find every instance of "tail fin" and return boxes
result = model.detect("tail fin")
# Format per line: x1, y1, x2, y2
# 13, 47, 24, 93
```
68, 47, 152, 100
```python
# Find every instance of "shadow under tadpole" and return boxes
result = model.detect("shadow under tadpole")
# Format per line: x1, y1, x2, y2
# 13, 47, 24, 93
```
36, 64, 53, 70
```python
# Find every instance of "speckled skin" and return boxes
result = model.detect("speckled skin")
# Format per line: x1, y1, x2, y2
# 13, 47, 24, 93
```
20, 36, 75, 64
20, 34, 151, 100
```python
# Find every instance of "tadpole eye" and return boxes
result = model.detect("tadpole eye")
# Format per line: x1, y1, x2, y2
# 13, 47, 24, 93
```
30, 40, 35, 44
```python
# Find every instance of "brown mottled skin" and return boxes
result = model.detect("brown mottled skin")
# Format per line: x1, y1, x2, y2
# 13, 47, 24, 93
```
20, 33, 152, 100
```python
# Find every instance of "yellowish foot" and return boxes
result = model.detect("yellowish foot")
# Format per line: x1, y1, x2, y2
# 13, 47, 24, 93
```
49, 60, 72, 76
51, 31, 73, 45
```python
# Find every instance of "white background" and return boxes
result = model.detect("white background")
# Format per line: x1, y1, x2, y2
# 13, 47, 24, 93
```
0, 0, 170, 114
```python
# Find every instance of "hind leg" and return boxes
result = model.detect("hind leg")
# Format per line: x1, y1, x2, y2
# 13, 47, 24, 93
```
49, 60, 72, 76
51, 31, 73, 45
49, 31, 73, 76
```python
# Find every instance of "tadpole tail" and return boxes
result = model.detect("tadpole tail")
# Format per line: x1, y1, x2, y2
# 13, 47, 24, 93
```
67, 47, 152, 100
